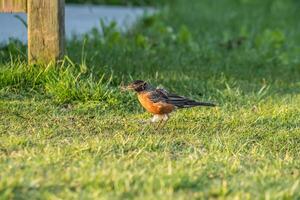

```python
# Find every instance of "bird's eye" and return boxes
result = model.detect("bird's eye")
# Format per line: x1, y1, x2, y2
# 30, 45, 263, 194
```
142, 83, 147, 89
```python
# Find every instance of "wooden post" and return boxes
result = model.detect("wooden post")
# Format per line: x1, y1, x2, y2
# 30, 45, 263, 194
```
27, 0, 65, 63
0, 0, 27, 12
0, 0, 65, 63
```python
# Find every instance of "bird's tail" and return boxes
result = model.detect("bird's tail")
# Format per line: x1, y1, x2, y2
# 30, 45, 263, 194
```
175, 100, 216, 108
166, 94, 216, 108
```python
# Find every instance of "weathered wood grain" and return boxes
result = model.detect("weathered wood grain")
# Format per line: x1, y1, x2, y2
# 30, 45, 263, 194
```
27, 0, 65, 63
0, 0, 27, 13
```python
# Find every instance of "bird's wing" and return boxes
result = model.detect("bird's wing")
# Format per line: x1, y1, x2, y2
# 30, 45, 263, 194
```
164, 93, 192, 107
148, 88, 216, 108
148, 88, 186, 104
148, 88, 169, 103
166, 93, 216, 108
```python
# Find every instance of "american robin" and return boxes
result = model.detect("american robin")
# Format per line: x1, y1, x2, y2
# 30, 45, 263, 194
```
122, 80, 216, 128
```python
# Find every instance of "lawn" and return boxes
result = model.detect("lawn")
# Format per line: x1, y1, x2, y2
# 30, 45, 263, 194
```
1, 0, 300, 199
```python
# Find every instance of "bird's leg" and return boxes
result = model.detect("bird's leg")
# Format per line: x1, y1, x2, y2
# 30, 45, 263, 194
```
151, 115, 161, 123
153, 114, 170, 131
155, 120, 164, 130
139, 115, 159, 132
148, 115, 163, 130
159, 114, 170, 129
160, 119, 168, 129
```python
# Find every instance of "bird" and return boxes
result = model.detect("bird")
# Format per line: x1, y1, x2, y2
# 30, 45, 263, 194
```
122, 80, 216, 129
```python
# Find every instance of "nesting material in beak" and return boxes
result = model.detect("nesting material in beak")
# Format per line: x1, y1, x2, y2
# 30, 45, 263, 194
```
120, 84, 133, 92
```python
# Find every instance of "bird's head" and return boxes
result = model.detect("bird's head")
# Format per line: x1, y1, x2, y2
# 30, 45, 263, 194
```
122, 80, 149, 92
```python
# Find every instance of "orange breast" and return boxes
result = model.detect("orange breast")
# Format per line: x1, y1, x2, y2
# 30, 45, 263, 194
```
137, 92, 175, 114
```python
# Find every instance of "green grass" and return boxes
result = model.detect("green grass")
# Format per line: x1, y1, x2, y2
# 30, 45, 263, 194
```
1, 0, 300, 199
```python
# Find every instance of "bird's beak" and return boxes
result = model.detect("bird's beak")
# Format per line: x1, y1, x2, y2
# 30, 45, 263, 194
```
120, 84, 134, 91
